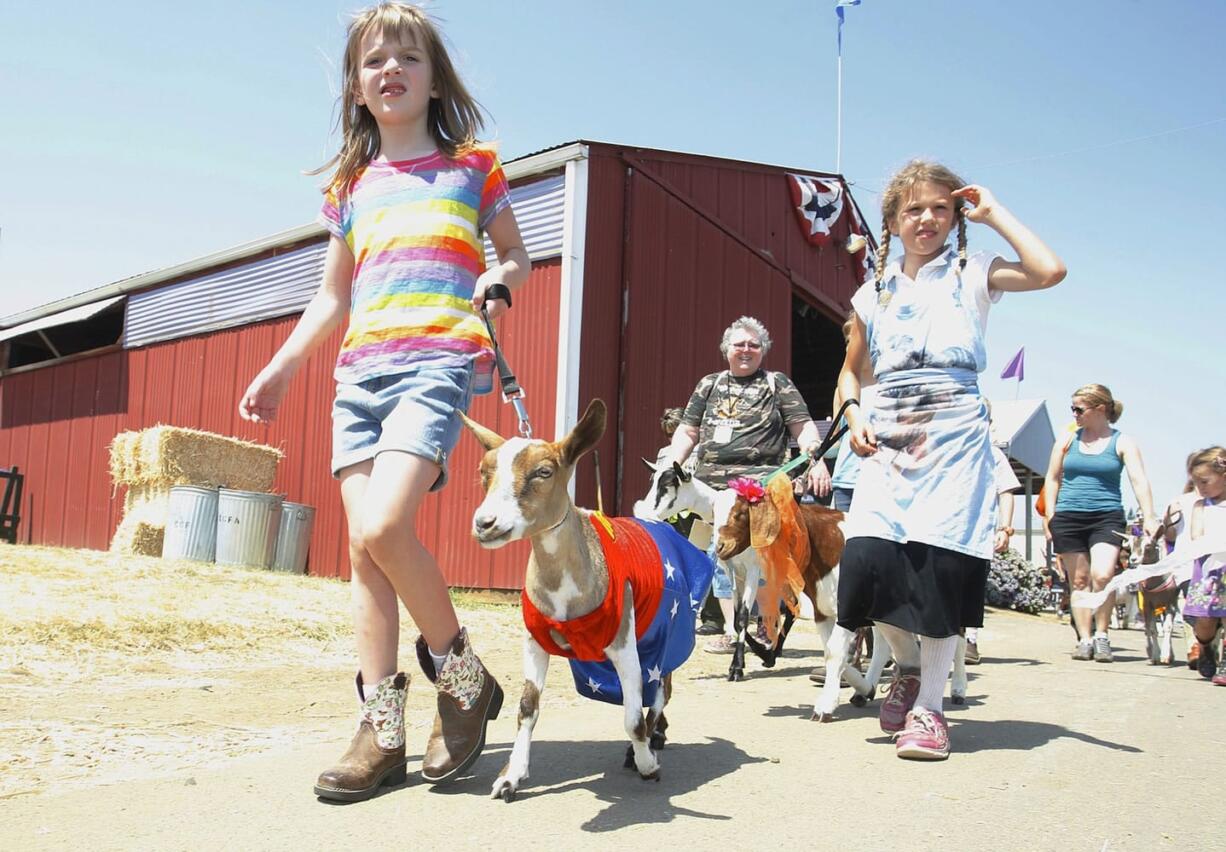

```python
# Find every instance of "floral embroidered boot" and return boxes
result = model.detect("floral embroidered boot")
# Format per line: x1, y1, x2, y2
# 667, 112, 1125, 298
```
416, 627, 504, 783
313, 672, 408, 802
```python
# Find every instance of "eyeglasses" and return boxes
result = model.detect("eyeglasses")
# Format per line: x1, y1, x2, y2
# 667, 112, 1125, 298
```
1070, 405, 1086, 415
730, 341, 762, 351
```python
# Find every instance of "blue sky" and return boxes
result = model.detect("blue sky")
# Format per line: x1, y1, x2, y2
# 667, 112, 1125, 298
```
1, 0, 1222, 512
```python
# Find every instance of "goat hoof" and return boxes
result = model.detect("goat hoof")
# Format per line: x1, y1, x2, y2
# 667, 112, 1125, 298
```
623, 744, 635, 769
640, 770, 660, 783
810, 711, 832, 723
951, 694, 965, 706
849, 692, 868, 708
650, 732, 666, 751
728, 670, 744, 682
500, 786, 516, 803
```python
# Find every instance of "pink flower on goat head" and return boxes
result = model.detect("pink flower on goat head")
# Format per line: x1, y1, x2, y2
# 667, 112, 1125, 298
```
728, 477, 766, 504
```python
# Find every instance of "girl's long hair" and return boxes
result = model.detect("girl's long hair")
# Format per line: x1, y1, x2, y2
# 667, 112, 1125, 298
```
310, 3, 485, 196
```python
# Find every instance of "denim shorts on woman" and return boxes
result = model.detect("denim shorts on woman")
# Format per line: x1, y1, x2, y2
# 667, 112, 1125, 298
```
331, 363, 475, 490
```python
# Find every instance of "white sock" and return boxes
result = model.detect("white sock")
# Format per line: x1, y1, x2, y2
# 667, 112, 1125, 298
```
876, 623, 921, 670
1093, 630, 1108, 640
429, 648, 450, 673
915, 635, 960, 714
965, 627, 978, 643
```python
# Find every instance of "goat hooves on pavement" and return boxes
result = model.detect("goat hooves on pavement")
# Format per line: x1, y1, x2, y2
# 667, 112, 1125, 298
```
810, 711, 832, 723
500, 786, 516, 803
951, 694, 965, 705
640, 770, 661, 782
649, 732, 666, 750
727, 670, 744, 682
623, 745, 635, 769
849, 692, 868, 708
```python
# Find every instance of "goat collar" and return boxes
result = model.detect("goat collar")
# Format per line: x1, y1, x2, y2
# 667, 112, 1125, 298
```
728, 477, 766, 505
539, 505, 573, 536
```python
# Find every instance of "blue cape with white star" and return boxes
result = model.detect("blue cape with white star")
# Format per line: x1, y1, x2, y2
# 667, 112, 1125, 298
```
569, 519, 713, 706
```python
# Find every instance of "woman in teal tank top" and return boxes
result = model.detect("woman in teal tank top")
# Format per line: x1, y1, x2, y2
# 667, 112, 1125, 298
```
1043, 383, 1158, 663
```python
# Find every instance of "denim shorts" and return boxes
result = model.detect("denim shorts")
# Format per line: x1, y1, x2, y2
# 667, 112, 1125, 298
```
331, 363, 475, 490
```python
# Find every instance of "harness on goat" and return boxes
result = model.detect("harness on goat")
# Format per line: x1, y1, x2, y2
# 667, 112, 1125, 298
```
479, 283, 533, 438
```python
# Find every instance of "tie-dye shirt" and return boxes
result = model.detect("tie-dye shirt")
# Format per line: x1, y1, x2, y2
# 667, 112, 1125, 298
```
319, 145, 511, 390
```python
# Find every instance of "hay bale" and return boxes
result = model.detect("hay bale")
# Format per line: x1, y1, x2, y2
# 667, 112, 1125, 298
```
123, 485, 170, 526
107, 425, 280, 558
110, 514, 164, 557
131, 426, 281, 491
108, 431, 140, 488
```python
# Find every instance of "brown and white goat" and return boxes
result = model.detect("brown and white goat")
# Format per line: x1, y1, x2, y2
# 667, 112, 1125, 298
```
464, 399, 703, 801
1121, 527, 1180, 665
635, 461, 792, 681
716, 476, 887, 721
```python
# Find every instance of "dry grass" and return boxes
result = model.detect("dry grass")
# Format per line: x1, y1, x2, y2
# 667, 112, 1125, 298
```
0, 544, 522, 798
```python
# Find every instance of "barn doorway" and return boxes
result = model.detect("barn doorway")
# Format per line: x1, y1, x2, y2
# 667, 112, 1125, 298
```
790, 293, 845, 422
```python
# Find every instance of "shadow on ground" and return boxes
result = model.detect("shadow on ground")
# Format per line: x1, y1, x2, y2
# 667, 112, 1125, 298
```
948, 718, 1142, 754
425, 736, 767, 831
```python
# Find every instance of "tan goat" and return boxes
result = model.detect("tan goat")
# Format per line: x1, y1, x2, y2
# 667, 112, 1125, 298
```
463, 399, 713, 801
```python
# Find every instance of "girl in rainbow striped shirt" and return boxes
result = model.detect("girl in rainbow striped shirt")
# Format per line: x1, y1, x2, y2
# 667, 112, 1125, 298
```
239, 2, 528, 802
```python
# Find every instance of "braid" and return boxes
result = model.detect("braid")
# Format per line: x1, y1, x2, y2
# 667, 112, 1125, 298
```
874, 214, 892, 291
956, 209, 968, 272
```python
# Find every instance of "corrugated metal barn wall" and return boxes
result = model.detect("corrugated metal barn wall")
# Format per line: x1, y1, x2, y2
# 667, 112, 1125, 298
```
0, 257, 562, 588
579, 145, 864, 516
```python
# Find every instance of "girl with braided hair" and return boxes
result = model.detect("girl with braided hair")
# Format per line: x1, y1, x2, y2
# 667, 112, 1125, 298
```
836, 159, 1065, 760
1163, 447, 1226, 684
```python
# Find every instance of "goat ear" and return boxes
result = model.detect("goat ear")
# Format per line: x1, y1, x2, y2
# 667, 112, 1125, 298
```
673, 461, 691, 482
642, 457, 661, 472
749, 499, 781, 549
460, 412, 505, 452
560, 399, 606, 467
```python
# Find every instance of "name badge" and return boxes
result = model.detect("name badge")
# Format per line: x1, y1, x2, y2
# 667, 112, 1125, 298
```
712, 424, 734, 444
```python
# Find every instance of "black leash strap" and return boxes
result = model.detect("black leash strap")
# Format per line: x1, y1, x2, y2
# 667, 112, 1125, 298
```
479, 283, 533, 438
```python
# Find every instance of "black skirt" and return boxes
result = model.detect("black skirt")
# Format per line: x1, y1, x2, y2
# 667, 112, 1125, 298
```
836, 536, 989, 638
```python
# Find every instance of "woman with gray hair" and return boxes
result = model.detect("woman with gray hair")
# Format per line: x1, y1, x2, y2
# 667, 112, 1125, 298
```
664, 316, 832, 652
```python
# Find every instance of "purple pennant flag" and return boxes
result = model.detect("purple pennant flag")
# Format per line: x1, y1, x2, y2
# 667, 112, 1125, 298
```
1000, 347, 1025, 381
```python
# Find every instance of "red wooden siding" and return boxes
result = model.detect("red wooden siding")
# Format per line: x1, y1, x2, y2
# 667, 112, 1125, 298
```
579, 144, 861, 517
0, 258, 562, 589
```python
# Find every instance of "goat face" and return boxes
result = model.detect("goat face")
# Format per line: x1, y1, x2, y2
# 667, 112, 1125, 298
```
633, 461, 701, 521
714, 491, 752, 560
463, 399, 606, 548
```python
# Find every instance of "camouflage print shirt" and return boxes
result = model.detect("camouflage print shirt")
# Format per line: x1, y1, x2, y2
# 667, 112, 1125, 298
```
681, 370, 811, 488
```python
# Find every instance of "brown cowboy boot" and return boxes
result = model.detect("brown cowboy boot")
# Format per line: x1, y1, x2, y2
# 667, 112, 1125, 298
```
416, 627, 503, 783
313, 672, 408, 802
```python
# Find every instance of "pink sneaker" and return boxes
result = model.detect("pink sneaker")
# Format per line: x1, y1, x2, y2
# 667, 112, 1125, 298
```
879, 669, 920, 733
895, 708, 950, 761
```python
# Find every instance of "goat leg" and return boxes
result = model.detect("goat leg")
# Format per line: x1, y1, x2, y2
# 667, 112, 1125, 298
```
491, 635, 550, 803
607, 587, 660, 779
728, 598, 747, 681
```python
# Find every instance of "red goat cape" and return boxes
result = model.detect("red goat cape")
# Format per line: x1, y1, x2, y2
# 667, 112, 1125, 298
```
520, 514, 664, 661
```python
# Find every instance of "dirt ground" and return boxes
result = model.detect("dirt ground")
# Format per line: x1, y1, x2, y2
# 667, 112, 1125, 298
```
2, 545, 1222, 851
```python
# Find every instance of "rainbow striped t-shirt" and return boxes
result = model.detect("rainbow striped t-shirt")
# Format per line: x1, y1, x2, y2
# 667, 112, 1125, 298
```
319, 145, 511, 391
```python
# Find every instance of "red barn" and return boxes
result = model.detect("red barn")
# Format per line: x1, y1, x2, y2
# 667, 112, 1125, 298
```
0, 141, 874, 588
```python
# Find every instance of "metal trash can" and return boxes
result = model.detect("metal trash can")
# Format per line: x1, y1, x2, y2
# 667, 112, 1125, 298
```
163, 485, 219, 562
215, 489, 282, 568
272, 501, 315, 574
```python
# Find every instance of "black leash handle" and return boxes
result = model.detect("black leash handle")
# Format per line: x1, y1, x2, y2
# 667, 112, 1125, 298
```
478, 283, 533, 438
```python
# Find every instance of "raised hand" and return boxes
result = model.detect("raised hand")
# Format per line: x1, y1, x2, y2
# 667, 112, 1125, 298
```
952, 184, 1000, 224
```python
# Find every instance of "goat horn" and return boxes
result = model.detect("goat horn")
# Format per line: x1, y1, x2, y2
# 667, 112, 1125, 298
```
460, 412, 506, 451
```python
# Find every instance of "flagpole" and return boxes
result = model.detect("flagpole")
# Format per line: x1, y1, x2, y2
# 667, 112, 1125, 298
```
836, 49, 843, 174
